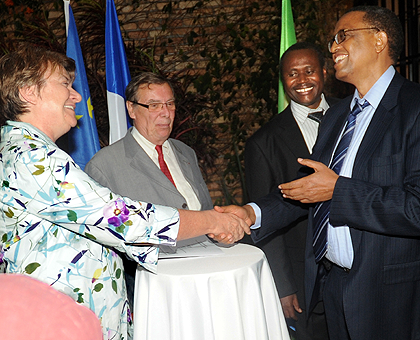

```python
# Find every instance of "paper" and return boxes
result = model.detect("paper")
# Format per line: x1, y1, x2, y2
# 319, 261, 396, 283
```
159, 235, 224, 259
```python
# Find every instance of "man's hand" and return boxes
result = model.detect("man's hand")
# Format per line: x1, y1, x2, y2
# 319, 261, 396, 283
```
279, 158, 338, 204
280, 294, 302, 320
178, 208, 251, 245
214, 205, 256, 227
204, 205, 254, 243
206, 208, 251, 244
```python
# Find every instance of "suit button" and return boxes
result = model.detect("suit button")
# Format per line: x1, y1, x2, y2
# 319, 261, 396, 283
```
182, 203, 188, 209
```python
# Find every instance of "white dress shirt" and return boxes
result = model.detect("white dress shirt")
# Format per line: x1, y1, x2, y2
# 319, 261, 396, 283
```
291, 93, 330, 153
131, 127, 202, 211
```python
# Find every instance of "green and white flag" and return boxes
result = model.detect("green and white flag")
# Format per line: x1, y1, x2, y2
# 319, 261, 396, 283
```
278, 0, 297, 112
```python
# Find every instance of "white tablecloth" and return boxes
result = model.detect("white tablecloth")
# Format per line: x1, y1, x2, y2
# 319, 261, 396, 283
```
133, 243, 290, 340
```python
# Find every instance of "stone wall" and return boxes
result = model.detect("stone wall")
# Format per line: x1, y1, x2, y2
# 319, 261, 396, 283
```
43, 0, 352, 205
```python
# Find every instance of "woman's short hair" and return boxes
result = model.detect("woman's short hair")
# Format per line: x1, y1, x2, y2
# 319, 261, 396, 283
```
0, 44, 76, 121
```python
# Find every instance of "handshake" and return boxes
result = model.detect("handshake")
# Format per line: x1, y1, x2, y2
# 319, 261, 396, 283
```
178, 205, 256, 245
193, 204, 258, 244
211, 205, 257, 243
184, 158, 335, 245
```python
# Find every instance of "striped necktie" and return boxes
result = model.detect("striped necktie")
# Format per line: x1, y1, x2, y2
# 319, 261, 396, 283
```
312, 100, 370, 262
307, 110, 324, 124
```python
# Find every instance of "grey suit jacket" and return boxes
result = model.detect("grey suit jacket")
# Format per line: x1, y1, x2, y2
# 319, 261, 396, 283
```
85, 128, 213, 210
85, 129, 213, 308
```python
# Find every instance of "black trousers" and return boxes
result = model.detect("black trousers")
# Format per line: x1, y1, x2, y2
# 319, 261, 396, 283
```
322, 264, 352, 340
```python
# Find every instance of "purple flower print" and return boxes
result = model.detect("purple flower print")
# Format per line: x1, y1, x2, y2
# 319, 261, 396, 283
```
104, 199, 130, 227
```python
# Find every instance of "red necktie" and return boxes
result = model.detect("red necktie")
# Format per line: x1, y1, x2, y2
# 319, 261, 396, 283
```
155, 145, 176, 188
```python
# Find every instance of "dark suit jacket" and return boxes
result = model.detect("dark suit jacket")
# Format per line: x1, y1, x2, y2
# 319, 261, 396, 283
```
245, 104, 314, 302
245, 100, 336, 340
252, 72, 420, 339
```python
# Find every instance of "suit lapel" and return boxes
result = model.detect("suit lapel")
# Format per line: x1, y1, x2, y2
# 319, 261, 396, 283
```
123, 132, 180, 194
352, 73, 402, 177
280, 106, 311, 159
316, 75, 402, 171
170, 140, 194, 182
347, 74, 402, 250
314, 98, 351, 165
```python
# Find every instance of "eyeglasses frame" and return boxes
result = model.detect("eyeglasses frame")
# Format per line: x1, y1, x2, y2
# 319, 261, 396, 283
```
130, 100, 176, 112
328, 27, 379, 52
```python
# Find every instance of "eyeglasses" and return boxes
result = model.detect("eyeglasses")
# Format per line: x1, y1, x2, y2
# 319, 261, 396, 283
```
328, 27, 379, 52
131, 100, 176, 112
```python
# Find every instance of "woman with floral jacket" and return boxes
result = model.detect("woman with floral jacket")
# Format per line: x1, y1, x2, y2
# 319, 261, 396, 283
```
0, 45, 250, 340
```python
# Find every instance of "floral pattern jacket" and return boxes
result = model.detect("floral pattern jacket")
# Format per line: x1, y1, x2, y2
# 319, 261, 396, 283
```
0, 121, 180, 340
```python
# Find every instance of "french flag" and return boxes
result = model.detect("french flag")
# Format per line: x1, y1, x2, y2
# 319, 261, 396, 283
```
105, 0, 132, 144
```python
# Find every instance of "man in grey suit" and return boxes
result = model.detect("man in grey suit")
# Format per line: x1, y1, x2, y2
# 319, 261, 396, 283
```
85, 72, 213, 305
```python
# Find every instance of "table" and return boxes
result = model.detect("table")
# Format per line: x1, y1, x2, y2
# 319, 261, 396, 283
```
133, 243, 290, 340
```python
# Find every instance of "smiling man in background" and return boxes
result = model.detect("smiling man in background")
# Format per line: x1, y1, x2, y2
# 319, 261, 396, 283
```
245, 42, 333, 340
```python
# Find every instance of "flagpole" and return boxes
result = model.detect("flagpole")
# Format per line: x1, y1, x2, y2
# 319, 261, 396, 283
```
64, 0, 70, 35
278, 0, 297, 112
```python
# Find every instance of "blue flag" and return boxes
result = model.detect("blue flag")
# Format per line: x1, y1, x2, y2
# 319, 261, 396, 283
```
105, 0, 131, 144
64, 0, 100, 170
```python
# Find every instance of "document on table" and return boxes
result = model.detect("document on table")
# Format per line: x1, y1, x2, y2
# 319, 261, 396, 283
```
159, 235, 225, 259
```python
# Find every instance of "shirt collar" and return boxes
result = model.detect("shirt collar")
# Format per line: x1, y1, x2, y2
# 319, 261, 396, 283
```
352, 66, 395, 110
291, 93, 329, 125
6, 120, 57, 145
131, 126, 170, 155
